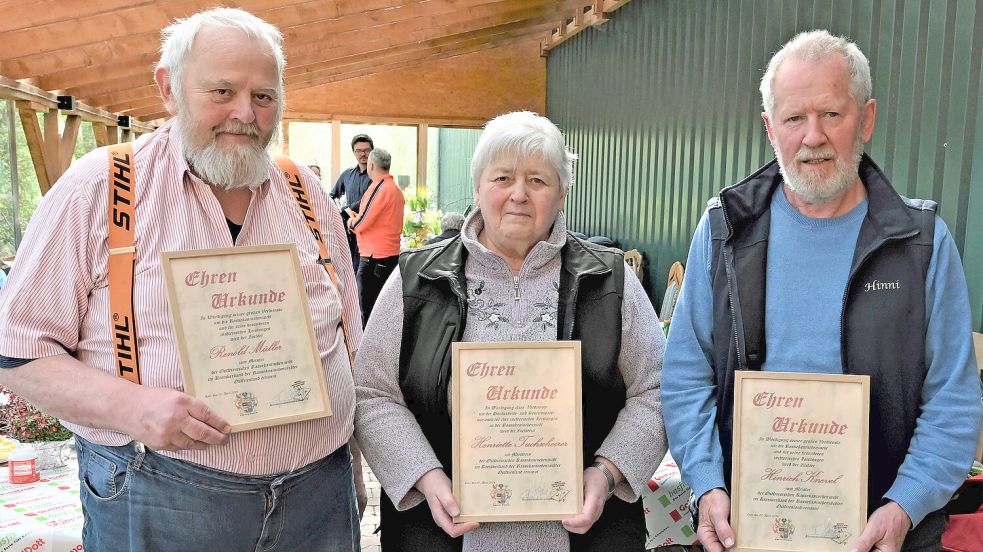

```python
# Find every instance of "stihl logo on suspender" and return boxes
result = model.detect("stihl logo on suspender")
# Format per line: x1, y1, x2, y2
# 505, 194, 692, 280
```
276, 155, 356, 373
107, 144, 141, 385
284, 170, 324, 246
110, 152, 133, 230
113, 313, 137, 379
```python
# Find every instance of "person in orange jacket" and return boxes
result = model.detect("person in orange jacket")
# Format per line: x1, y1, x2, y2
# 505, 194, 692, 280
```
347, 148, 405, 325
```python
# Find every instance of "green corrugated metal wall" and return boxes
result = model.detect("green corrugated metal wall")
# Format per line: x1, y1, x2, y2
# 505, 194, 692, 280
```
547, 0, 983, 331
436, 127, 481, 212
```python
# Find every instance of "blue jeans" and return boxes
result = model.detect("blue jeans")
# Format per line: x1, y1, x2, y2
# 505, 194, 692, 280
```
75, 436, 360, 551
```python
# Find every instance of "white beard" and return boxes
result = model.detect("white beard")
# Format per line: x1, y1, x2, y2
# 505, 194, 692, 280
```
774, 133, 865, 205
179, 118, 273, 191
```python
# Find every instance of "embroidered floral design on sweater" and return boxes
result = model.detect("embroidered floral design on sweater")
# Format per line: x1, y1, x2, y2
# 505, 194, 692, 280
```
532, 281, 560, 331
468, 281, 510, 328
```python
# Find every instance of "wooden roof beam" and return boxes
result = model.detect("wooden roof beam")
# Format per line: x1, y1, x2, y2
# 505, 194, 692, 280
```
0, 0, 157, 34
131, 32, 544, 121
32, 0, 560, 89
87, 19, 552, 112
0, 75, 155, 132
63, 0, 578, 102
0, 0, 499, 78
541, 0, 633, 54
286, 26, 553, 90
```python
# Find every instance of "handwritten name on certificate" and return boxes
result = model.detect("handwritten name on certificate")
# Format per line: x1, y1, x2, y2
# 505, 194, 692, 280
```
732, 372, 869, 552
161, 244, 332, 433
452, 342, 583, 523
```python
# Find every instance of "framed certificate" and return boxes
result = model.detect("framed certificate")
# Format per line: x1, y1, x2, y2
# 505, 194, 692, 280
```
161, 244, 332, 433
452, 341, 583, 522
732, 372, 870, 551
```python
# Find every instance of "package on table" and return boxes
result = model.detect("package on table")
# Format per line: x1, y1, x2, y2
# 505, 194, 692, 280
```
643, 451, 699, 548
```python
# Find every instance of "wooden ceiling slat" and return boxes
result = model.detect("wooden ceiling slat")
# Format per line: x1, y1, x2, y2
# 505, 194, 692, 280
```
35, 0, 509, 89
0, 0, 357, 61
282, 0, 570, 64
0, 0, 470, 75
286, 23, 555, 89
113, 97, 165, 114
61, 0, 576, 103
2, 0, 607, 123
289, 34, 546, 91
84, 85, 160, 109
40, 53, 159, 92
0, 0, 157, 34
124, 32, 543, 119
69, 9, 555, 107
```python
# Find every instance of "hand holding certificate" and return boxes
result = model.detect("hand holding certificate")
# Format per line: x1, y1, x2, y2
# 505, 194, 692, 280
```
161, 244, 332, 433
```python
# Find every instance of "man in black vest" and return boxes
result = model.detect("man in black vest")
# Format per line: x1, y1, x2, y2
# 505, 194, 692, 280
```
663, 30, 981, 552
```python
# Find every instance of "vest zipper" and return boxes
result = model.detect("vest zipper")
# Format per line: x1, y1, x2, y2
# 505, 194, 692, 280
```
720, 204, 746, 370
513, 275, 521, 324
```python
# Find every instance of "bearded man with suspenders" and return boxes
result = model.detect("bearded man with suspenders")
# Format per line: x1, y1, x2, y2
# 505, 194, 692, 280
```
0, 8, 365, 551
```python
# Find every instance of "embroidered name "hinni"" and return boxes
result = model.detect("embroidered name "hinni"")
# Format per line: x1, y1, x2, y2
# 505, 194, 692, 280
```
864, 279, 901, 292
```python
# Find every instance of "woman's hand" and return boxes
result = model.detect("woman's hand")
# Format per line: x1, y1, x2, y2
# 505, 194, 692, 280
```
562, 462, 612, 534
415, 469, 480, 538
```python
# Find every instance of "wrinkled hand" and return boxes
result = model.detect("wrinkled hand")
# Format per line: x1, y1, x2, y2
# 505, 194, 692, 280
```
351, 442, 367, 517
415, 469, 480, 538
125, 387, 230, 451
698, 489, 734, 552
848, 501, 911, 552
562, 466, 609, 534
355, 475, 368, 517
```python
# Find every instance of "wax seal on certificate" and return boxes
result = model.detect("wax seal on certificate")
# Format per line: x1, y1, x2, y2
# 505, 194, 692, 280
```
235, 392, 259, 416
490, 484, 512, 506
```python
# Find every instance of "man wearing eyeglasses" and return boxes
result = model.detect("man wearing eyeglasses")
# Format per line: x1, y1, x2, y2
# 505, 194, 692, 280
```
331, 134, 374, 271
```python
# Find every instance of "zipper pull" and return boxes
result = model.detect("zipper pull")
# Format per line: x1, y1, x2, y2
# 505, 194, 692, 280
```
513, 275, 520, 301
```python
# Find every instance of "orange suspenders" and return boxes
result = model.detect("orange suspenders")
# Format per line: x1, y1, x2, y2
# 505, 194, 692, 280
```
275, 155, 357, 371
106, 148, 357, 384
106, 143, 141, 384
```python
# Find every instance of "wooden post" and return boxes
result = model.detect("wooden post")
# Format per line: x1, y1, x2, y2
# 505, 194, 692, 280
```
416, 123, 428, 199
5, 100, 22, 248
120, 128, 133, 142
17, 104, 52, 194
282, 119, 291, 156
59, 114, 82, 169
92, 122, 119, 147
330, 119, 342, 185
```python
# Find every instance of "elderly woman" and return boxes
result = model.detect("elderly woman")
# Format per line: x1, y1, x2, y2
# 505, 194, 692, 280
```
354, 111, 666, 551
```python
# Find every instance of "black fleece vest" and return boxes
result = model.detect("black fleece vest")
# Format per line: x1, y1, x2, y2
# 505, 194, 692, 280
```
709, 155, 936, 513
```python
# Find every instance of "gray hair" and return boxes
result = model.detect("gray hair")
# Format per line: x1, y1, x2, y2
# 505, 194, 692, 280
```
440, 212, 465, 231
760, 29, 872, 117
369, 149, 392, 171
156, 8, 286, 105
470, 111, 577, 192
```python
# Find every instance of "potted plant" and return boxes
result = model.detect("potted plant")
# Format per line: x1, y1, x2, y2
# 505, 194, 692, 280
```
403, 193, 437, 248
0, 385, 73, 469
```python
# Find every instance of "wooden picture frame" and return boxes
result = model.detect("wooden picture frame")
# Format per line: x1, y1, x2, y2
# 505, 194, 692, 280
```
161, 244, 332, 433
732, 371, 869, 551
451, 341, 583, 522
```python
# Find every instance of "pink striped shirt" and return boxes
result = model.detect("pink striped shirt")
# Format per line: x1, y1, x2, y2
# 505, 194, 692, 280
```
0, 119, 363, 475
